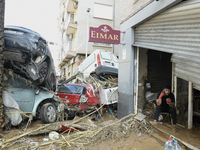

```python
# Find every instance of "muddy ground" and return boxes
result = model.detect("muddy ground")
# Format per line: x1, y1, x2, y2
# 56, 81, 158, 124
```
0, 112, 165, 150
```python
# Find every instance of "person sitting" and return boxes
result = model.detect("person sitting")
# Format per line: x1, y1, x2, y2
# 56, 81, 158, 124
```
150, 85, 177, 132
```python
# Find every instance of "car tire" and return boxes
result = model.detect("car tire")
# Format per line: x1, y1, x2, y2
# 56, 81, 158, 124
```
38, 61, 48, 84
40, 103, 57, 124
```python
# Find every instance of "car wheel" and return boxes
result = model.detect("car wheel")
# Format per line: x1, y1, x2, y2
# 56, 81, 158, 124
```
40, 103, 57, 124
38, 61, 48, 84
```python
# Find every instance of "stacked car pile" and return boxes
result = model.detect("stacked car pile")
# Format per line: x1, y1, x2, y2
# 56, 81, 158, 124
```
56, 49, 119, 119
3, 26, 64, 125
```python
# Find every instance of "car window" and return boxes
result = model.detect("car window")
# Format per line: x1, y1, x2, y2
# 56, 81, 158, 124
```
100, 51, 111, 60
112, 53, 118, 62
4, 72, 32, 89
79, 54, 95, 72
58, 85, 84, 94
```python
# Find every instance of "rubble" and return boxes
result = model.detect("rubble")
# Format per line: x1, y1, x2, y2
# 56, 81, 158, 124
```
0, 83, 153, 149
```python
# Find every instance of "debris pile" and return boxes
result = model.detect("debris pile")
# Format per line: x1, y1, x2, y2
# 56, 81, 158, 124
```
61, 73, 118, 92
0, 112, 152, 149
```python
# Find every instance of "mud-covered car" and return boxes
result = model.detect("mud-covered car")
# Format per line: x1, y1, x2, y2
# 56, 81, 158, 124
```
3, 26, 56, 91
4, 71, 64, 124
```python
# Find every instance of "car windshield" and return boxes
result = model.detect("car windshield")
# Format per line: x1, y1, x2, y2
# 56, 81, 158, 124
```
100, 51, 111, 60
112, 53, 118, 62
4, 71, 32, 89
57, 85, 84, 94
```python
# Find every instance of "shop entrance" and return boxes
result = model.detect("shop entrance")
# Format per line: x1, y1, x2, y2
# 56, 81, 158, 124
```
136, 48, 172, 112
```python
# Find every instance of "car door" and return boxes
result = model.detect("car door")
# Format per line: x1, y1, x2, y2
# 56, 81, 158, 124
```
5, 73, 35, 112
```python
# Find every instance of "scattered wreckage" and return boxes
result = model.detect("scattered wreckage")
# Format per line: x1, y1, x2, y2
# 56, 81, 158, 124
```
2, 26, 61, 129
57, 73, 119, 119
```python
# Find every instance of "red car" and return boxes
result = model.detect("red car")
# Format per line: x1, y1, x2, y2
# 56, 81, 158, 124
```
56, 84, 101, 118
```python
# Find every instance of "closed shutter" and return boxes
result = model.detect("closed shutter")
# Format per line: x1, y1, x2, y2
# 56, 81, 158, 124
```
134, 0, 200, 89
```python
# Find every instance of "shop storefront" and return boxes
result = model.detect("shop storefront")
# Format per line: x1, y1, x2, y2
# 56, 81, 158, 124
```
119, 0, 200, 129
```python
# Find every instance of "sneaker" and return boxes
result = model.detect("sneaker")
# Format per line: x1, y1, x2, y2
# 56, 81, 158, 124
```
150, 120, 158, 126
172, 125, 176, 133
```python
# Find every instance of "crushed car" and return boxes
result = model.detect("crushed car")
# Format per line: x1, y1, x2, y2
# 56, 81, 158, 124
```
3, 70, 65, 124
74, 49, 118, 80
56, 83, 101, 118
3, 26, 56, 91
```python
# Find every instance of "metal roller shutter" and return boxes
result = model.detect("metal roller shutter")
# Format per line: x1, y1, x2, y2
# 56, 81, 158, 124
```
133, 0, 200, 90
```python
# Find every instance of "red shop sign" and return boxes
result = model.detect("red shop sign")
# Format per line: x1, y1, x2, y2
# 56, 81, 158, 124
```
89, 24, 120, 44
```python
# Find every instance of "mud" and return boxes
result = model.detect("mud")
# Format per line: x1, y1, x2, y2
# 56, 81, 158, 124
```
0, 112, 165, 150
86, 131, 163, 150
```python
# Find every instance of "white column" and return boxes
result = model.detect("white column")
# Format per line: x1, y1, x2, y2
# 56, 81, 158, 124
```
188, 81, 193, 129
135, 47, 139, 114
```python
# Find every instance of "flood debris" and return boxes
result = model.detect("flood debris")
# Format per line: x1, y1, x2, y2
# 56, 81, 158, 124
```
0, 86, 151, 149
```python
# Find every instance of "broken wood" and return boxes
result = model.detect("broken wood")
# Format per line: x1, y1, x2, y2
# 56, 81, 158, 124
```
1, 124, 51, 148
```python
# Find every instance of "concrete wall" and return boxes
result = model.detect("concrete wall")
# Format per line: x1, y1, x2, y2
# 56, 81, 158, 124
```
121, 0, 153, 23
118, 27, 135, 118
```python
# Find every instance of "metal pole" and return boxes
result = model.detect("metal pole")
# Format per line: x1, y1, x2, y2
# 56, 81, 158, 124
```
86, 9, 90, 58
188, 81, 193, 129
112, 0, 115, 53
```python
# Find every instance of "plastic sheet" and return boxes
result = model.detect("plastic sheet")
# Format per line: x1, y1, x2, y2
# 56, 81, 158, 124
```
3, 91, 22, 126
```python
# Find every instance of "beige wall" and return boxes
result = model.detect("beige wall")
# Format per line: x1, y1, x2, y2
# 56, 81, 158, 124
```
121, 0, 153, 23
65, 54, 86, 78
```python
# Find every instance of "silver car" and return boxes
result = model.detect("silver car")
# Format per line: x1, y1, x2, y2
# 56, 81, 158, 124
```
4, 71, 64, 124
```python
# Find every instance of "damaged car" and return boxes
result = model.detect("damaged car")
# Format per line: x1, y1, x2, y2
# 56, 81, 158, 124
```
56, 83, 101, 118
74, 49, 118, 80
3, 26, 56, 91
4, 71, 65, 124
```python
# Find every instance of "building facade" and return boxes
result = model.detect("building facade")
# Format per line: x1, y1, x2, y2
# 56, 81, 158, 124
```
58, 0, 121, 79
119, 0, 200, 129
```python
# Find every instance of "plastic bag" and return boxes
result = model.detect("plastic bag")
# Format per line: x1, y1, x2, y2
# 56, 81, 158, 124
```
3, 91, 22, 126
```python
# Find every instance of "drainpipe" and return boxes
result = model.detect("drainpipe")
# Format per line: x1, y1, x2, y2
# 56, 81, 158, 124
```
85, 8, 90, 58
112, 0, 115, 53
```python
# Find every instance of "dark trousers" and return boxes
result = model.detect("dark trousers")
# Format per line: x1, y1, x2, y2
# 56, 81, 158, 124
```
153, 103, 177, 125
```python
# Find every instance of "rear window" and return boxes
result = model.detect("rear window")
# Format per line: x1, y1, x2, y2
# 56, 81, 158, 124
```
100, 51, 111, 60
57, 85, 84, 94
112, 53, 118, 62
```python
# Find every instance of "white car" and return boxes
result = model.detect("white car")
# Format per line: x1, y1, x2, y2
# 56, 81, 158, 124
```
75, 49, 118, 79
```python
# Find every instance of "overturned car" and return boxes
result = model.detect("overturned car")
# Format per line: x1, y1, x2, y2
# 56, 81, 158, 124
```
3, 26, 56, 91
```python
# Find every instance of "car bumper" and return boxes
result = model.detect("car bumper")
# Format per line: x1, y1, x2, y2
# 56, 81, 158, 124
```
67, 103, 97, 114
95, 65, 118, 77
